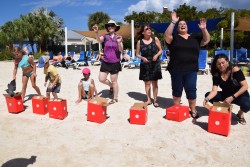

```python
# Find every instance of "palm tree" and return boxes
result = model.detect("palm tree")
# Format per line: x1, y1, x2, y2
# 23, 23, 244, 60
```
1, 21, 16, 51
31, 7, 64, 52
21, 14, 37, 53
13, 18, 27, 48
210, 31, 220, 49
88, 12, 110, 30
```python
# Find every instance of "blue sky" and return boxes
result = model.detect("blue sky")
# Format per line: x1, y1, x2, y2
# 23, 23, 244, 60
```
0, 0, 249, 31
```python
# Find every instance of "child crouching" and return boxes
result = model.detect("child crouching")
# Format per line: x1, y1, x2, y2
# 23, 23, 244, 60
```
75, 68, 97, 103
38, 55, 62, 99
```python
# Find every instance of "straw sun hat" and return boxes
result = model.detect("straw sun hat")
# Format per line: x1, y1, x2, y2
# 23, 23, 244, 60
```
105, 20, 120, 32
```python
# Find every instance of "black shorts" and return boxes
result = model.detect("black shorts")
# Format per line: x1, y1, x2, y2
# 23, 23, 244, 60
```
46, 83, 61, 93
82, 91, 88, 99
100, 61, 122, 74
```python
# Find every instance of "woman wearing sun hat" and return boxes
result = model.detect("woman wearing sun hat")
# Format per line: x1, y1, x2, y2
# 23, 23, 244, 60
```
93, 20, 123, 104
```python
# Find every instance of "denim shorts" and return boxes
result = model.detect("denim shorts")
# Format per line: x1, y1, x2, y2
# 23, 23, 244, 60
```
169, 70, 197, 99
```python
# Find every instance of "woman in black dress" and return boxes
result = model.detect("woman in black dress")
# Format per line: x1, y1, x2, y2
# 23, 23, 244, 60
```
135, 24, 162, 107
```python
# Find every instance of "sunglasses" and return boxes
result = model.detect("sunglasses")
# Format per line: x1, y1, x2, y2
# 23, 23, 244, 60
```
144, 27, 151, 31
108, 24, 115, 27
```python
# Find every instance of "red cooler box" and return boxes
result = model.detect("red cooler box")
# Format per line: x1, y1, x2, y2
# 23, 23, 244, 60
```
32, 96, 48, 115
87, 96, 108, 124
166, 105, 190, 122
3, 93, 24, 113
48, 99, 68, 120
130, 102, 148, 125
208, 102, 232, 136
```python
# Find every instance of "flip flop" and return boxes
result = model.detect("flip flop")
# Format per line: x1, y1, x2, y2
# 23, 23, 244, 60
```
190, 110, 199, 119
109, 99, 118, 104
145, 101, 152, 105
153, 102, 159, 108
237, 114, 246, 125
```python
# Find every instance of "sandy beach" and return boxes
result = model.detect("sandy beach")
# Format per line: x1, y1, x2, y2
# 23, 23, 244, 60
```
0, 60, 250, 167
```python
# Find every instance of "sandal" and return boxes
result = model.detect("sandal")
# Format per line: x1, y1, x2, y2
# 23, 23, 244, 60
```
190, 110, 199, 119
237, 114, 247, 125
145, 101, 152, 106
109, 87, 113, 95
153, 101, 159, 108
109, 99, 118, 104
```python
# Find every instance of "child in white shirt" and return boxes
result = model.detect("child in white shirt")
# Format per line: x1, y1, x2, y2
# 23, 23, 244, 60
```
75, 68, 97, 103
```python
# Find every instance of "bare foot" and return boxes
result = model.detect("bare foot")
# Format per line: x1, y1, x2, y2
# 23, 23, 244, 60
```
153, 101, 159, 107
145, 100, 152, 105
75, 99, 82, 104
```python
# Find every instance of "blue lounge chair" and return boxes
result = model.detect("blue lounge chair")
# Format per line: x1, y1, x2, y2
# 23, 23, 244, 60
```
198, 49, 209, 74
214, 49, 230, 60
128, 56, 141, 68
74, 51, 87, 68
159, 49, 168, 66
236, 48, 249, 63
90, 51, 101, 65
49, 51, 53, 60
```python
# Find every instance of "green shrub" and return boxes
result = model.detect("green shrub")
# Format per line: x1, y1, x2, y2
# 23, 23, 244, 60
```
34, 52, 43, 59
0, 51, 14, 61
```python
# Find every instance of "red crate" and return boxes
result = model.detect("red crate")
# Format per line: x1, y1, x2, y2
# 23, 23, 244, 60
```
32, 96, 48, 115
3, 93, 24, 113
130, 103, 148, 125
166, 105, 190, 122
48, 99, 68, 120
208, 102, 232, 136
87, 97, 108, 124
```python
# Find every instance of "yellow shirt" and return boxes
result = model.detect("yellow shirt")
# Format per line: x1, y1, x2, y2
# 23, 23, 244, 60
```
44, 65, 61, 83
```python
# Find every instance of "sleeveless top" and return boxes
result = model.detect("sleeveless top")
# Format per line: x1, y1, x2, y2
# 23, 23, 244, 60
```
18, 55, 30, 68
102, 34, 121, 63
82, 78, 92, 91
140, 37, 159, 61
139, 37, 162, 81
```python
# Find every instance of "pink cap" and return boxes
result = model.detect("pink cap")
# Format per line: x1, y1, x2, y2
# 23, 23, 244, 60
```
82, 68, 90, 75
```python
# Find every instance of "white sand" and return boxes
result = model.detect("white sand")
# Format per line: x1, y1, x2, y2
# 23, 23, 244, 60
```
0, 60, 250, 167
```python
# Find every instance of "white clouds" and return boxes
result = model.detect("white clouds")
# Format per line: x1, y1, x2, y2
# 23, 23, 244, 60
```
22, 0, 103, 9
125, 0, 250, 16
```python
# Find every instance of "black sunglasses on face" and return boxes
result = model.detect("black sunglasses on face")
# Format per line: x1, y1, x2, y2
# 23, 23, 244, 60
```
144, 27, 151, 31
108, 24, 115, 27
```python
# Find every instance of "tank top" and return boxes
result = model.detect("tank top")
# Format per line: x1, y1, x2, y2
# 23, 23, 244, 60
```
18, 55, 30, 68
82, 78, 92, 91
140, 37, 159, 61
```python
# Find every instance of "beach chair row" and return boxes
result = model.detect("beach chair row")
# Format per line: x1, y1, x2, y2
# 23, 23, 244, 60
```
214, 48, 249, 63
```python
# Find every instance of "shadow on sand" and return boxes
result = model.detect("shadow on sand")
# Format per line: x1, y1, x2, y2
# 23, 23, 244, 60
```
1, 155, 37, 167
